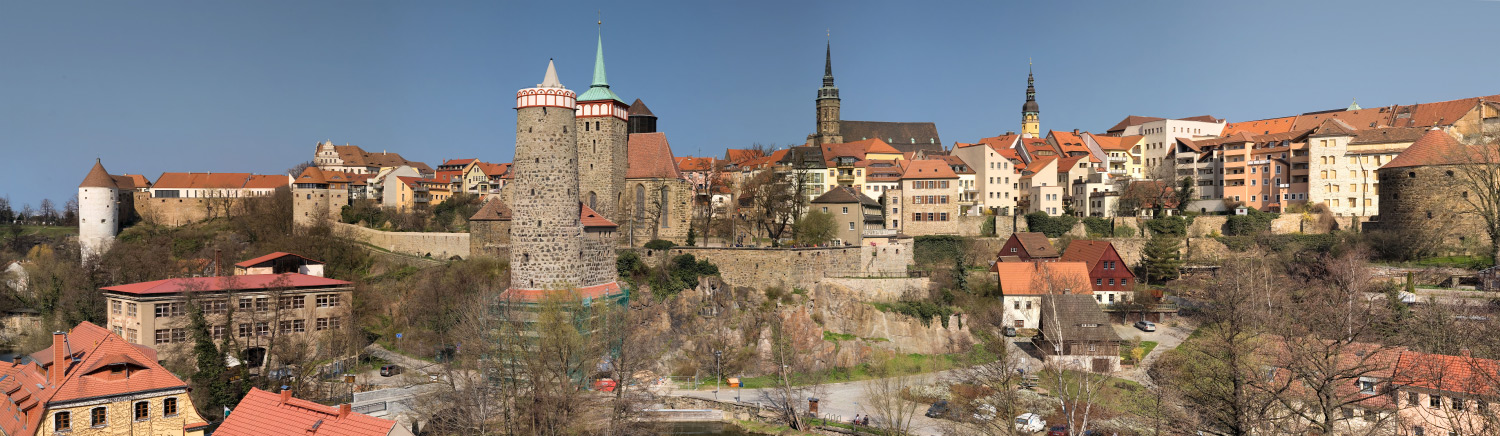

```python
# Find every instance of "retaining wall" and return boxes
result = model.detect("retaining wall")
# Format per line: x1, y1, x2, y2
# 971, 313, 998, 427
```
642, 240, 914, 289
332, 222, 469, 260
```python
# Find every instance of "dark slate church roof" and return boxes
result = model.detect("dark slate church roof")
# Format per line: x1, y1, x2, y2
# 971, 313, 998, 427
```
840, 121, 942, 153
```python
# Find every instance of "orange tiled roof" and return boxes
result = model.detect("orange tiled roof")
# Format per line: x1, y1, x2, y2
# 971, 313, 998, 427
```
580, 203, 616, 228
900, 159, 958, 179
296, 167, 329, 184
1223, 116, 1298, 136
330, 145, 430, 173
154, 172, 286, 190
1381, 129, 1473, 169
470, 198, 513, 221
434, 170, 463, 183
1391, 350, 1500, 397
991, 261, 1092, 295
626, 133, 681, 179
116, 174, 150, 190
724, 149, 763, 165
1060, 240, 1127, 273
1105, 116, 1165, 133
676, 156, 718, 172
79, 160, 118, 189
441, 158, 477, 167
215, 388, 398, 436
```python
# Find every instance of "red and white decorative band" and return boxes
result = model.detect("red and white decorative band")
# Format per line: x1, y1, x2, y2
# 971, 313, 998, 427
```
575, 101, 628, 120
515, 87, 577, 109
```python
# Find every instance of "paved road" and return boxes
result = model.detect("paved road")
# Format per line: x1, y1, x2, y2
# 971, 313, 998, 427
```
1110, 321, 1192, 388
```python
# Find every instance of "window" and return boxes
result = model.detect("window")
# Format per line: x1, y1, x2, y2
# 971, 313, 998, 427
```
1430, 394, 1442, 409
1025, 301, 1031, 310
238, 323, 251, 338
55, 411, 70, 431
126, 303, 137, 317
279, 296, 305, 310
135, 401, 150, 421
1414, 426, 1424, 436
91, 407, 106, 427
847, 222, 854, 230
200, 299, 227, 314
212, 325, 225, 339
939, 213, 948, 221
239, 297, 255, 311
1122, 278, 1128, 286
163, 397, 178, 417
1357, 378, 1377, 394
1013, 301, 1020, 310
111, 300, 122, 315
154, 302, 185, 318
841, 206, 848, 214
1409, 392, 1419, 406
1109, 278, 1116, 286
316, 294, 341, 308
255, 322, 270, 336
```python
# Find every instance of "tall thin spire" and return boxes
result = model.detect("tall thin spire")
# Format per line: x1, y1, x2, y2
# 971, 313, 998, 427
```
578, 19, 624, 103
823, 40, 835, 87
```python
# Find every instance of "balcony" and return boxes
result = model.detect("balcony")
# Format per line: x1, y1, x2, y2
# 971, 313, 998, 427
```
863, 228, 898, 238
1278, 184, 1290, 188
836, 173, 855, 185
1108, 156, 1129, 163
1109, 168, 1128, 176
1248, 159, 1270, 166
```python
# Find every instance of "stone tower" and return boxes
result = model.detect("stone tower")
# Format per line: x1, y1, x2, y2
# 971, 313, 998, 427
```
575, 32, 630, 222
510, 60, 585, 291
812, 41, 843, 146
1021, 64, 1040, 138
78, 159, 120, 263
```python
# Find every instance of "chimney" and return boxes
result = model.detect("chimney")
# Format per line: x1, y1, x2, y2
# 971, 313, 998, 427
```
1006, 131, 1015, 136
280, 388, 292, 404
214, 248, 223, 277
338, 403, 352, 418
1073, 129, 1079, 134
51, 331, 65, 385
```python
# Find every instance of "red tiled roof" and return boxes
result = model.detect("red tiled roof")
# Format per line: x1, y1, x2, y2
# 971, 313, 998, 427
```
101, 273, 350, 295
626, 133, 681, 179
474, 162, 511, 177
1380, 129, 1474, 169
1060, 240, 1124, 272
900, 159, 958, 179
724, 149, 763, 165
1048, 130, 1089, 154
501, 282, 624, 302
1223, 116, 1298, 136
1022, 156, 1056, 176
441, 158, 477, 167
109, 175, 136, 190
1057, 155, 1089, 173
580, 203, 616, 228
330, 145, 430, 173
235, 252, 324, 268
119, 174, 150, 189
1391, 350, 1500, 397
434, 170, 463, 183
80, 160, 117, 189
215, 388, 398, 436
1009, 232, 1059, 258
297, 167, 329, 184
1087, 134, 1136, 151
0, 322, 199, 436
154, 173, 286, 190
991, 262, 1092, 295
676, 156, 717, 172
470, 198, 513, 221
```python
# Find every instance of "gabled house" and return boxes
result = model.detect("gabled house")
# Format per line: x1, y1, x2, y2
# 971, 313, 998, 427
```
1035, 294, 1122, 373
811, 186, 886, 245
0, 322, 209, 436
1060, 240, 1136, 303
996, 232, 1059, 262
992, 261, 1091, 329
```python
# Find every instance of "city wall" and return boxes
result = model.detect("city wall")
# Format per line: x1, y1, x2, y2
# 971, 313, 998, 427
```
331, 222, 469, 260
641, 241, 913, 289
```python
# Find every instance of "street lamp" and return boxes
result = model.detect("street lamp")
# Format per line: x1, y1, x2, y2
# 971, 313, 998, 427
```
714, 350, 723, 400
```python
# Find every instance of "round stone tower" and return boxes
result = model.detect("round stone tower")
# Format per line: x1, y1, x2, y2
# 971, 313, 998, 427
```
78, 159, 120, 262
575, 32, 630, 223
510, 60, 584, 291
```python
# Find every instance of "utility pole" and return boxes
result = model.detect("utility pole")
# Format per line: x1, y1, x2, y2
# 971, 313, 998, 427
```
714, 349, 722, 400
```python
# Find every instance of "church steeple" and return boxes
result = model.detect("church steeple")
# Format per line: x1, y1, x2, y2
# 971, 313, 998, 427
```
1021, 61, 1040, 138
577, 27, 624, 103
812, 37, 842, 146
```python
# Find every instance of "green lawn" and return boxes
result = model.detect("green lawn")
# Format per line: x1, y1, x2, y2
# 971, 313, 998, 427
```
0, 225, 77, 241
1120, 341, 1159, 365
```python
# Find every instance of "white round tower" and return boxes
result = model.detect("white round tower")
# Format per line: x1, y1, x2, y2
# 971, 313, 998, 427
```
78, 159, 120, 262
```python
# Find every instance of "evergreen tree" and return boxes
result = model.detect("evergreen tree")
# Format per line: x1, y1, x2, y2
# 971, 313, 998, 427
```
686, 226, 697, 247
951, 256, 969, 294
188, 304, 233, 420
1142, 235, 1183, 284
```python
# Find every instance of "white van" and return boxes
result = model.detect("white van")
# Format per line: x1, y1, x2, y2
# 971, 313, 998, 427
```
1015, 412, 1045, 433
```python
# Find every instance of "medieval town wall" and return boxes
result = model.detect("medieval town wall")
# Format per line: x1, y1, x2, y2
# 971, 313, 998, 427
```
642, 240, 913, 289
468, 220, 511, 260
331, 222, 469, 260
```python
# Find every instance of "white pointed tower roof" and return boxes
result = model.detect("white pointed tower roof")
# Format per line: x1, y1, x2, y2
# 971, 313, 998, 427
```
517, 59, 576, 109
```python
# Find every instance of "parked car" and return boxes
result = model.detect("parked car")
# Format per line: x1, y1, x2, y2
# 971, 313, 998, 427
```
379, 364, 401, 377
1003, 326, 1017, 337
1135, 320, 1157, 332
1047, 425, 1068, 436
1014, 412, 1045, 432
924, 400, 949, 418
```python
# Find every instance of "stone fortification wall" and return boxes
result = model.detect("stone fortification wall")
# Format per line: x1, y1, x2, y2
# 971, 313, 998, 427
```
135, 194, 212, 227
822, 277, 930, 301
469, 220, 511, 260
332, 222, 469, 259
580, 230, 617, 288
1185, 216, 1228, 237
509, 101, 584, 290
954, 215, 988, 237
643, 240, 913, 289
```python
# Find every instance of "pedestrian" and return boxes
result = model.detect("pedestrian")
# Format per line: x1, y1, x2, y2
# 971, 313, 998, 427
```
853, 414, 861, 425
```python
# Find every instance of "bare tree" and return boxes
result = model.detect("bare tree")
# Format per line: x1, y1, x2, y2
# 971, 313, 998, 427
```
759, 312, 826, 430
1442, 121, 1500, 262
860, 357, 924, 435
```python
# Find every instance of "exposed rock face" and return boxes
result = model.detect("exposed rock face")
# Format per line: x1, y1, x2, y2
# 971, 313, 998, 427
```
650, 277, 973, 374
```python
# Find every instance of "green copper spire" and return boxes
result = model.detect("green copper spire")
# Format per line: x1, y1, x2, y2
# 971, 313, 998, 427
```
578, 29, 625, 103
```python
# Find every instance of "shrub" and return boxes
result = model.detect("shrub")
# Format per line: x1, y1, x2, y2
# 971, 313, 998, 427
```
643, 239, 675, 250
981, 216, 997, 237
1216, 235, 1255, 251
1025, 212, 1078, 238
1224, 208, 1278, 236
1083, 217, 1113, 238
914, 235, 966, 266
1144, 216, 1190, 237
1113, 224, 1137, 237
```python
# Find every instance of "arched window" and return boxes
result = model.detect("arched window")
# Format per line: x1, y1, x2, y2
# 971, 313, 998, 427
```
588, 192, 597, 210
659, 186, 670, 228
54, 411, 70, 431
91, 407, 106, 426
635, 184, 646, 221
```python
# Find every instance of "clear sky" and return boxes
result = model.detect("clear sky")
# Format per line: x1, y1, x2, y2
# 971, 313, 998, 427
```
3, 0, 1498, 209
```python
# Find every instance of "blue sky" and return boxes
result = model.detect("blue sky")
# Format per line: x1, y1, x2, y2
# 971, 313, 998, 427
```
3, 0, 1498, 209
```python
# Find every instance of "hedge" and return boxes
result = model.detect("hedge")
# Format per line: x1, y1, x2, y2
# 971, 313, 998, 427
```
1026, 212, 1078, 238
